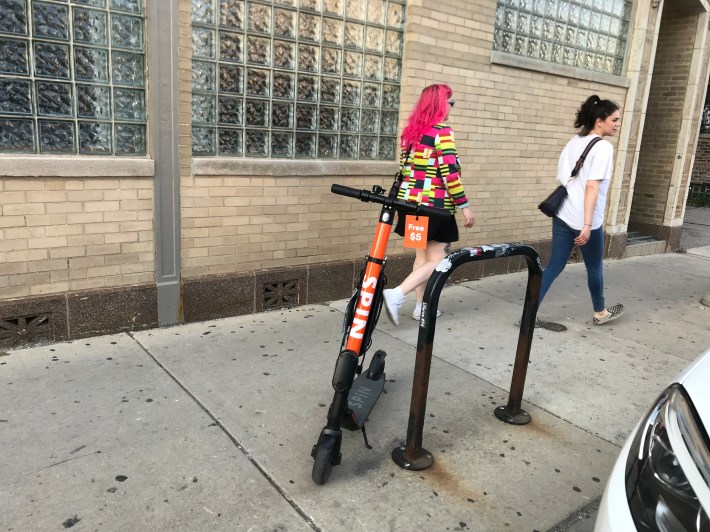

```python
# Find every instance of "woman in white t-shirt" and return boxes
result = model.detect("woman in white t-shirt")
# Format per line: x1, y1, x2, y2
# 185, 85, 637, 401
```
538, 95, 624, 325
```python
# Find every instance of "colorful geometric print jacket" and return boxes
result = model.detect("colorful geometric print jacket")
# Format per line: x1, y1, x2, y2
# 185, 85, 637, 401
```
396, 123, 469, 214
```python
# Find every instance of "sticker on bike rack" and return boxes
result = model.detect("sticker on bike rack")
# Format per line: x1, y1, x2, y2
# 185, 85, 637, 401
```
435, 258, 453, 272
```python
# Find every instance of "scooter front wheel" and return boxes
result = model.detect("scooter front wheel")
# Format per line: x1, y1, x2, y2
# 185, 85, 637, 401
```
311, 434, 338, 485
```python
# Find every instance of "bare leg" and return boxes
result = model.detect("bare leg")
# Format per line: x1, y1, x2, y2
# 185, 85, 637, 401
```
411, 248, 427, 303
399, 241, 448, 297
383, 242, 449, 326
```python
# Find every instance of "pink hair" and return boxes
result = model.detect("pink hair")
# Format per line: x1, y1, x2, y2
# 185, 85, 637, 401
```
401, 84, 453, 147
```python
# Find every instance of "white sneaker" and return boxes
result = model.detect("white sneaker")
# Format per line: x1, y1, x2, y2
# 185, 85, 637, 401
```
383, 288, 405, 326
412, 305, 442, 320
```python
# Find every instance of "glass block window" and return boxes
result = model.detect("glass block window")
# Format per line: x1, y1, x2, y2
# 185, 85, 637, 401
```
0, 0, 147, 155
493, 0, 632, 76
190, 0, 406, 159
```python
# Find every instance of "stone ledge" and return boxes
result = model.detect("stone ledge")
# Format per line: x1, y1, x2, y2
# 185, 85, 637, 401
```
491, 51, 631, 88
0, 157, 155, 177
192, 158, 399, 177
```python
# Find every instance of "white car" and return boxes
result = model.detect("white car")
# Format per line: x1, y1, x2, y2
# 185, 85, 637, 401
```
596, 348, 710, 531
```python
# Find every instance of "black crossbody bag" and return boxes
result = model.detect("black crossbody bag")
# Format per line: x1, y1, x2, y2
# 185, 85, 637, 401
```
538, 137, 602, 218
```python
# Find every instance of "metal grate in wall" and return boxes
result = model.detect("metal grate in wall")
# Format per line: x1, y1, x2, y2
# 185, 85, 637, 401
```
0, 314, 53, 348
263, 279, 299, 308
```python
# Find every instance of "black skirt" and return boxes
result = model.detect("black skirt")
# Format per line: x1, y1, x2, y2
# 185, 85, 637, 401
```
394, 208, 459, 243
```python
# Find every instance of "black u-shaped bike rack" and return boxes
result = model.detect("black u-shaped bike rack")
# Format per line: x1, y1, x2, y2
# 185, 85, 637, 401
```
391, 243, 542, 471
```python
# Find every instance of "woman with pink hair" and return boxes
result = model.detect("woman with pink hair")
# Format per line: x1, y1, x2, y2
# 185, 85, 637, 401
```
383, 84, 474, 325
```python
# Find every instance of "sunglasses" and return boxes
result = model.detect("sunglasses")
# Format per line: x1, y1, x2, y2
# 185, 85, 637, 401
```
448, 99, 456, 107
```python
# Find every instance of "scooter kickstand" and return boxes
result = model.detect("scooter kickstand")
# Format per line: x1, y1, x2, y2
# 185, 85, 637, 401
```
360, 424, 372, 450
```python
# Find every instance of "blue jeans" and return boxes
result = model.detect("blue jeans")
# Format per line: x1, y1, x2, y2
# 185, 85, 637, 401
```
539, 216, 605, 312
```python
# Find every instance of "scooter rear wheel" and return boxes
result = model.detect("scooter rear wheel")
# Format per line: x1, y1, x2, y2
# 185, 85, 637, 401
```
311, 434, 337, 485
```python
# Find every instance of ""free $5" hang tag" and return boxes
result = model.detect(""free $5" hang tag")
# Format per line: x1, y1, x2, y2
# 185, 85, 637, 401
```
403, 215, 428, 249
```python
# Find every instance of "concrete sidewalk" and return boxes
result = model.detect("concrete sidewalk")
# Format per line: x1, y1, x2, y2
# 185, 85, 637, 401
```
2, 249, 710, 531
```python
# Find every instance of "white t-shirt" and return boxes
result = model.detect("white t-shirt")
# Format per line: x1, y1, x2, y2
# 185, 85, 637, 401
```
555, 134, 614, 230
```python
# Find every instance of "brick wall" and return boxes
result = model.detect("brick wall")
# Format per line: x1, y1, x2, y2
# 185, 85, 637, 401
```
182, 174, 384, 276
179, 0, 630, 279
631, 5, 696, 225
0, 178, 154, 299
692, 134, 710, 184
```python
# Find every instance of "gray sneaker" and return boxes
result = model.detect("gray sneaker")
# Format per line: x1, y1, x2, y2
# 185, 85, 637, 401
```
412, 305, 442, 320
593, 304, 624, 325
516, 317, 545, 328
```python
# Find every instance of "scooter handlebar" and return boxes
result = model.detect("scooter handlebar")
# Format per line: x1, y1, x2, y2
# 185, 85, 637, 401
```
330, 184, 365, 200
330, 184, 450, 219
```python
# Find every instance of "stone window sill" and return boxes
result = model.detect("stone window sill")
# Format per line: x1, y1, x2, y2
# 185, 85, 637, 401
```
0, 156, 155, 178
491, 51, 631, 88
192, 158, 399, 177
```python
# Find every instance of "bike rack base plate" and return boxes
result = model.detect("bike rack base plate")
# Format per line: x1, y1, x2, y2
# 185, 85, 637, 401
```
494, 405, 531, 425
391, 445, 434, 470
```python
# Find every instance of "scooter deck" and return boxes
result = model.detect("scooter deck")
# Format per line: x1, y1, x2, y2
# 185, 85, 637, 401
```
342, 372, 386, 430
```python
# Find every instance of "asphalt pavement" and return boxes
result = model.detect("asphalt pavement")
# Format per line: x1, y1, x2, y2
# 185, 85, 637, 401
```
2, 210, 710, 532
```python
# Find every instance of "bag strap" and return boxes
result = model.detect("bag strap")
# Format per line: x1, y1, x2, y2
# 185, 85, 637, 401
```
570, 136, 602, 178
397, 143, 413, 185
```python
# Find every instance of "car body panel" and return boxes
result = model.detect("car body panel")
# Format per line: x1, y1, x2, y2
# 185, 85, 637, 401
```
595, 348, 710, 531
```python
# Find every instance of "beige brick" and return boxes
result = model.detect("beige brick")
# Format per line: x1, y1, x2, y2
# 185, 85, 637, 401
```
0, 215, 25, 228
67, 212, 103, 224
84, 179, 121, 190
193, 218, 222, 228
31, 282, 69, 295
4, 203, 45, 215
119, 221, 152, 232
4, 180, 45, 191
49, 246, 86, 259
69, 256, 105, 269
62, 180, 85, 191
46, 225, 84, 237
104, 211, 139, 222
68, 234, 104, 246
0, 262, 28, 275
70, 278, 107, 291
28, 236, 68, 249
105, 253, 141, 265
4, 226, 45, 239
66, 190, 103, 202
25, 214, 68, 226
86, 265, 123, 277
122, 242, 152, 253
85, 222, 121, 234
105, 233, 138, 244
26, 191, 67, 202
10, 271, 51, 286
85, 200, 119, 212
119, 199, 152, 210
0, 285, 29, 298
119, 179, 152, 189
120, 262, 152, 274
46, 202, 84, 214
27, 258, 68, 273
86, 244, 121, 256
0, 239, 29, 252
0, 191, 26, 203
103, 189, 138, 200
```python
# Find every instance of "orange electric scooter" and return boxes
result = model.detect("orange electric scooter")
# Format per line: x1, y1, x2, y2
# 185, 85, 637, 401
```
310, 180, 447, 485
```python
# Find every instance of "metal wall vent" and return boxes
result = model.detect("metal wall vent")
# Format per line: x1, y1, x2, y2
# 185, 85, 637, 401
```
0, 314, 53, 348
263, 280, 299, 309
